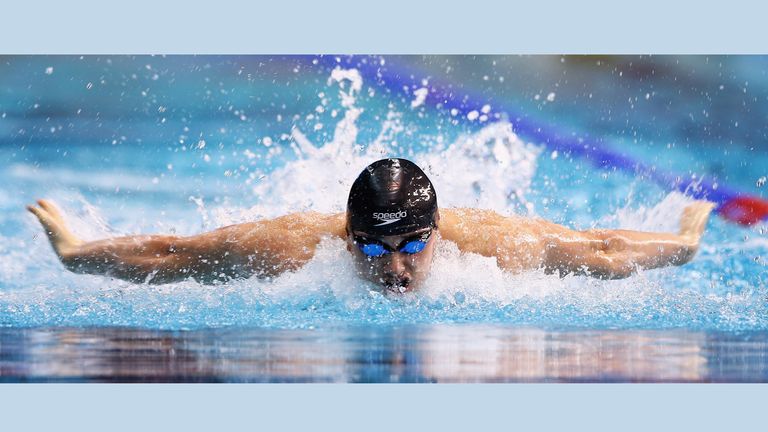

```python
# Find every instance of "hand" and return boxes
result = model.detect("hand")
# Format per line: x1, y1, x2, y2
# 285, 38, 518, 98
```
27, 199, 83, 258
678, 200, 716, 245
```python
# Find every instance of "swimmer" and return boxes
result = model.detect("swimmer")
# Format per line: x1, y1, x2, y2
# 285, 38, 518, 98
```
27, 158, 715, 292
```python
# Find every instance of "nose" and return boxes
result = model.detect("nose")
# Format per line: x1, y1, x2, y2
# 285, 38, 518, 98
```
382, 252, 410, 287
384, 252, 406, 275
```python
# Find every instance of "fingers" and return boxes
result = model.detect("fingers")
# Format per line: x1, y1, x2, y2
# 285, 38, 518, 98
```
688, 201, 716, 215
690, 201, 715, 225
26, 199, 83, 252
27, 201, 49, 224
26, 204, 51, 229
26, 204, 40, 217
37, 199, 65, 223
679, 200, 715, 238
27, 200, 61, 236
28, 199, 64, 225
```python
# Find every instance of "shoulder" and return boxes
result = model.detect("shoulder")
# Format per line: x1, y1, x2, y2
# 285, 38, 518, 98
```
271, 212, 346, 238
221, 212, 346, 270
439, 207, 566, 238
209, 212, 346, 242
439, 207, 531, 228
436, 207, 551, 270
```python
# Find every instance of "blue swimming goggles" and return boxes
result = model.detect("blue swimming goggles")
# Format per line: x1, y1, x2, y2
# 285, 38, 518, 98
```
353, 230, 433, 257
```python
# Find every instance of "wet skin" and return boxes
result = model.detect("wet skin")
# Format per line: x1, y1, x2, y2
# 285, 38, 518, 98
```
347, 227, 437, 293
27, 199, 715, 290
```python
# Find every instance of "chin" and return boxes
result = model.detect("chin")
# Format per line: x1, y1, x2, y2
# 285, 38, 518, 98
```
383, 282, 418, 295
385, 286, 408, 294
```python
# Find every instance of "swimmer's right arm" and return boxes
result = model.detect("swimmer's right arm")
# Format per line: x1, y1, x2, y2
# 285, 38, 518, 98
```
27, 199, 346, 284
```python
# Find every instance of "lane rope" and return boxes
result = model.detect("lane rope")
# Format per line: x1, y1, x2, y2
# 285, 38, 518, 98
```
306, 55, 768, 225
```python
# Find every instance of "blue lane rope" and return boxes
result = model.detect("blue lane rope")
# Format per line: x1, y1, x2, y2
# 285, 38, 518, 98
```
303, 55, 768, 225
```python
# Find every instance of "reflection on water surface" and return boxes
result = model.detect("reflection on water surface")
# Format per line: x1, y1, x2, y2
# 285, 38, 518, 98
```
2, 325, 767, 382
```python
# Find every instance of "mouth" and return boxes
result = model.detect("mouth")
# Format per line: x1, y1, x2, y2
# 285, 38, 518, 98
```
383, 278, 411, 294
386, 284, 407, 294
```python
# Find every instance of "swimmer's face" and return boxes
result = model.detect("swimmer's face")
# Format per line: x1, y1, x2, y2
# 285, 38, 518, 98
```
346, 226, 437, 294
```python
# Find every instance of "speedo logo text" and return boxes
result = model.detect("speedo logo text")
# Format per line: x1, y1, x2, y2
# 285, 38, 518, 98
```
372, 210, 407, 226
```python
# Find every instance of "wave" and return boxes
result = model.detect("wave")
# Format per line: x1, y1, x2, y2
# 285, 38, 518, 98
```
1, 67, 766, 330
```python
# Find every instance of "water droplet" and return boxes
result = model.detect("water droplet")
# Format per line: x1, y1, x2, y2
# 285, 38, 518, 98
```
757, 176, 766, 187
454, 291, 466, 304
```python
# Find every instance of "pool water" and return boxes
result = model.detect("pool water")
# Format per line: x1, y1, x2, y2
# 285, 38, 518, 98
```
1, 55, 767, 382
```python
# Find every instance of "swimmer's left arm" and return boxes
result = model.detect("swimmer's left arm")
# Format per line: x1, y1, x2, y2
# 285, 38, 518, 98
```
541, 201, 715, 279
439, 208, 550, 272
439, 201, 714, 279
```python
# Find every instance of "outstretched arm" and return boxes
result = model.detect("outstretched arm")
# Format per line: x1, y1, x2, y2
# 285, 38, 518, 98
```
540, 201, 714, 278
27, 199, 345, 284
439, 201, 715, 279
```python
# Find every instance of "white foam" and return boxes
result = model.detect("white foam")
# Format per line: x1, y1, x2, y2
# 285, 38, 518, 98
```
600, 191, 697, 231
2, 65, 758, 330
234, 68, 542, 222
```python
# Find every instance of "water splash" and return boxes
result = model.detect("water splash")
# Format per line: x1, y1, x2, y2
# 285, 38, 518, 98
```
1, 66, 766, 331
240, 68, 541, 220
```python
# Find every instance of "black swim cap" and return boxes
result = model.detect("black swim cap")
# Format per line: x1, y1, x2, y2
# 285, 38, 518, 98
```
347, 158, 438, 236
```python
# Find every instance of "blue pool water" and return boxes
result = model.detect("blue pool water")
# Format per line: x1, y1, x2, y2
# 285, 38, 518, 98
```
1, 56, 767, 381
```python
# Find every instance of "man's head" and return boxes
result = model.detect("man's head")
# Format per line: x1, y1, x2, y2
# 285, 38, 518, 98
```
346, 158, 439, 293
